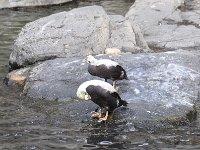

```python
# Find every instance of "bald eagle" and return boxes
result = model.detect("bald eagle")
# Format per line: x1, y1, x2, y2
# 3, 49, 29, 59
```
77, 80, 128, 122
84, 55, 128, 87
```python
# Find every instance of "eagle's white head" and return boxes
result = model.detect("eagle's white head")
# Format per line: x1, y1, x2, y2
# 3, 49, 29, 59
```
76, 83, 91, 101
77, 80, 116, 100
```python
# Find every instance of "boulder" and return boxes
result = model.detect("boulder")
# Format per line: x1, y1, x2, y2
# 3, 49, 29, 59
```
9, 5, 110, 69
9, 5, 150, 70
0, 0, 72, 9
10, 50, 200, 129
126, 0, 200, 51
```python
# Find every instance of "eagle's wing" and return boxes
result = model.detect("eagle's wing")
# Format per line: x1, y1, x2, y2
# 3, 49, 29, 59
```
86, 85, 118, 110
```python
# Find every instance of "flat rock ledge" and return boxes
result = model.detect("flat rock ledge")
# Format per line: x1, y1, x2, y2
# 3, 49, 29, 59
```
6, 50, 200, 129
126, 0, 200, 51
0, 0, 72, 9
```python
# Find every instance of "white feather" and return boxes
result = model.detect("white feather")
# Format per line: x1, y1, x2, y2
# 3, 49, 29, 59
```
77, 80, 116, 98
96, 59, 119, 67
85, 55, 119, 68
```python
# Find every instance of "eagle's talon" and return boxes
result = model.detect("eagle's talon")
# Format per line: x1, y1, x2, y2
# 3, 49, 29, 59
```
91, 111, 101, 118
98, 117, 106, 122
77, 80, 128, 123
97, 111, 108, 122
97, 119, 104, 122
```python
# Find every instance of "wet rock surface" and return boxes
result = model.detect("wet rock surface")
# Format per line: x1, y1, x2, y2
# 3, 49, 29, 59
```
14, 50, 200, 128
126, 0, 200, 51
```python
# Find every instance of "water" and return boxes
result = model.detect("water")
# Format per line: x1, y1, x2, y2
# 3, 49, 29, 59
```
0, 0, 200, 149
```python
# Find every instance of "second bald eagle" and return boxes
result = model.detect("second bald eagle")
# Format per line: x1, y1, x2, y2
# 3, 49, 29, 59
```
84, 55, 128, 87
76, 80, 128, 122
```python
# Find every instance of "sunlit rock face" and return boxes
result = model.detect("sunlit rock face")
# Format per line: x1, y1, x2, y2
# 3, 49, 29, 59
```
0, 0, 72, 9
126, 0, 200, 51
16, 50, 200, 128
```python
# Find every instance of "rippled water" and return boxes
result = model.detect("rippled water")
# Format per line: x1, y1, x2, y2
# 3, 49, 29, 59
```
0, 0, 200, 149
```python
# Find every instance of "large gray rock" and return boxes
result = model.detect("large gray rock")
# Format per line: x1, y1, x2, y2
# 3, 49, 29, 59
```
13, 50, 200, 129
126, 0, 200, 51
9, 6, 110, 68
9, 5, 149, 69
0, 0, 72, 9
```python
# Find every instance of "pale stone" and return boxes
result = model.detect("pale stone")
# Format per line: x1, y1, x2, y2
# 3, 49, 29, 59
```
105, 48, 121, 55
6, 67, 30, 86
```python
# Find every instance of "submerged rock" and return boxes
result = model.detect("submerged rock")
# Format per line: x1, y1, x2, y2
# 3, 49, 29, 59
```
126, 0, 200, 51
9, 50, 200, 129
0, 0, 72, 9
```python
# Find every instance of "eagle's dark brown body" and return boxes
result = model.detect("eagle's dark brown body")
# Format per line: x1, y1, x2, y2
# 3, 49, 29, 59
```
85, 55, 128, 85
86, 85, 128, 114
88, 64, 128, 82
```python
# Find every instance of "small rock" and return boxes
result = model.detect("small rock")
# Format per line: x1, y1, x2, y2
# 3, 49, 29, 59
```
105, 48, 121, 55
5, 67, 30, 87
